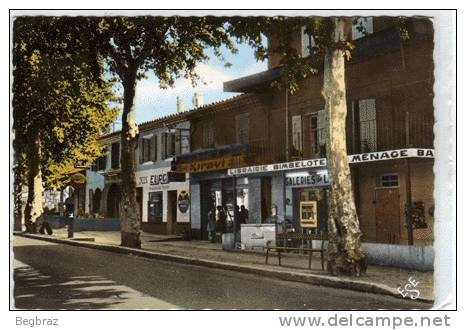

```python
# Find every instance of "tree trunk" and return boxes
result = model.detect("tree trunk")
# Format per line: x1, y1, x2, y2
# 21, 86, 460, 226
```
24, 130, 43, 233
120, 70, 141, 248
13, 167, 24, 231
322, 18, 367, 276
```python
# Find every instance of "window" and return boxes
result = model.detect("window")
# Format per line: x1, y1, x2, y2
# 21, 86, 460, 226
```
140, 135, 157, 164
111, 142, 120, 169
178, 129, 190, 155
379, 173, 399, 187
301, 25, 316, 57
352, 17, 373, 40
291, 115, 303, 158
235, 112, 250, 144
162, 132, 176, 159
354, 99, 377, 153
317, 110, 328, 150
310, 114, 319, 154
97, 155, 107, 171
202, 121, 215, 148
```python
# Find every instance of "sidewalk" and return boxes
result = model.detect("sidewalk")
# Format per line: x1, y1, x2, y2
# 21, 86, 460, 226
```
14, 229, 434, 303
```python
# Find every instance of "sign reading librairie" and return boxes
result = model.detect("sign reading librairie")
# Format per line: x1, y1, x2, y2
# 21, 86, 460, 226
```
227, 148, 434, 176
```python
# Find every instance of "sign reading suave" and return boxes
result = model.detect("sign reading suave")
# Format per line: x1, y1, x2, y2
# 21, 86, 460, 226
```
177, 155, 248, 173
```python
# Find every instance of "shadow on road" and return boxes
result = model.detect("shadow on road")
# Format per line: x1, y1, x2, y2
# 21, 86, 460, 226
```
14, 265, 131, 310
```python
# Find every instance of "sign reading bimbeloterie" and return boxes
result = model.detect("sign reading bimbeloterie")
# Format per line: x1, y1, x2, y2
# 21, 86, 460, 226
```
227, 148, 434, 176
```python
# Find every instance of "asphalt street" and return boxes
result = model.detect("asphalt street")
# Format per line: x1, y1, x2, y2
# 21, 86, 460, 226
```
13, 236, 432, 310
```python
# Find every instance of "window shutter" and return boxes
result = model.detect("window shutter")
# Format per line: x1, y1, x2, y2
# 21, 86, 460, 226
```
151, 135, 157, 162
175, 129, 181, 156
317, 110, 328, 147
139, 139, 144, 164
161, 133, 167, 159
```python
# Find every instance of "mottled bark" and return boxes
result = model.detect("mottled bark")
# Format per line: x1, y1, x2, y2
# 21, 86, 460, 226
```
24, 130, 43, 233
13, 170, 24, 231
323, 19, 367, 276
120, 70, 141, 248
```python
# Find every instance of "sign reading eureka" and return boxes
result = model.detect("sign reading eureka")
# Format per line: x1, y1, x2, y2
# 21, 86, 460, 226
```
138, 173, 169, 186
227, 148, 434, 176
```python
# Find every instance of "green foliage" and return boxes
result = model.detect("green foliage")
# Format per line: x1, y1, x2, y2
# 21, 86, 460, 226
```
12, 16, 118, 190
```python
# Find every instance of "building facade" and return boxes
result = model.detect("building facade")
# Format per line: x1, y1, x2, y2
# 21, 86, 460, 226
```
86, 114, 192, 235
174, 17, 434, 247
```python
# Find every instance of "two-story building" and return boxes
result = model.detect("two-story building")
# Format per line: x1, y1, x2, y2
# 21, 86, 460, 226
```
86, 110, 192, 235
174, 16, 435, 250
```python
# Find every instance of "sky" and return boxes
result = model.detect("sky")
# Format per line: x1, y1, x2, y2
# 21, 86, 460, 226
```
112, 43, 268, 130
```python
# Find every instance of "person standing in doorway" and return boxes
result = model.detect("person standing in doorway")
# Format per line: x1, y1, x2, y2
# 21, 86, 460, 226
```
207, 207, 216, 242
215, 205, 227, 239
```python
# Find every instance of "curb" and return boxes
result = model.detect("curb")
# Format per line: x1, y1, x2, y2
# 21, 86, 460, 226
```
14, 232, 434, 304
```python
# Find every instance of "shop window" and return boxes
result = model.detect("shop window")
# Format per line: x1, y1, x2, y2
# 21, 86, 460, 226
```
111, 142, 120, 169
291, 115, 303, 158
202, 121, 215, 148
147, 191, 163, 223
235, 112, 250, 144
352, 17, 374, 40
354, 99, 377, 153
379, 173, 399, 187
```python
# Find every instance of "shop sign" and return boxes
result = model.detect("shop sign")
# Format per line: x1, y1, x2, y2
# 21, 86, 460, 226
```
138, 171, 169, 186
168, 171, 186, 182
300, 201, 317, 228
227, 148, 434, 176
285, 171, 330, 187
177, 155, 248, 173
177, 190, 190, 213
349, 148, 434, 163
228, 158, 326, 176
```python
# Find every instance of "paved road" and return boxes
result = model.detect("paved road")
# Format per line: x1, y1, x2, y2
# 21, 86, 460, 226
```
13, 236, 431, 310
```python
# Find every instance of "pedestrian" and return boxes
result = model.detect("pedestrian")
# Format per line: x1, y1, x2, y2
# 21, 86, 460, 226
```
240, 205, 248, 223
215, 205, 227, 238
207, 207, 216, 242
64, 196, 74, 238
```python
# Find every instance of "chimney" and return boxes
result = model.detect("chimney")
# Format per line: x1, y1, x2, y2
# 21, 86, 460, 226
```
193, 92, 203, 108
176, 96, 185, 113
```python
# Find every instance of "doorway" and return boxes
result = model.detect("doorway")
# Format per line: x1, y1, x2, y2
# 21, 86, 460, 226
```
167, 190, 178, 235
107, 184, 121, 218
136, 187, 143, 223
375, 188, 401, 243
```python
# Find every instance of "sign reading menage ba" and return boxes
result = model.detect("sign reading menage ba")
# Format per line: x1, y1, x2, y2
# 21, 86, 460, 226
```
227, 148, 434, 176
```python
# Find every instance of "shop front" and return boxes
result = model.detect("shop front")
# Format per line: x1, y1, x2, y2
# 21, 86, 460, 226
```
175, 146, 252, 240
227, 148, 435, 247
136, 167, 190, 235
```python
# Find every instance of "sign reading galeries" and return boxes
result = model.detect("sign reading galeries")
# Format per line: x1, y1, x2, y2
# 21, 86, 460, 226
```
227, 148, 434, 176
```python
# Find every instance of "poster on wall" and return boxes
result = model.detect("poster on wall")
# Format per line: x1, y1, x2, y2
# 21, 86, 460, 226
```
177, 190, 190, 213
300, 201, 318, 228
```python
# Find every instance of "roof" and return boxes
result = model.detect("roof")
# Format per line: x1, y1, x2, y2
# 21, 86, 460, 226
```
100, 93, 255, 140
223, 66, 283, 93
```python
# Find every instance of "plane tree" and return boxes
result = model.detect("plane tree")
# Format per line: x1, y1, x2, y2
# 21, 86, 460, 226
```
12, 17, 118, 232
